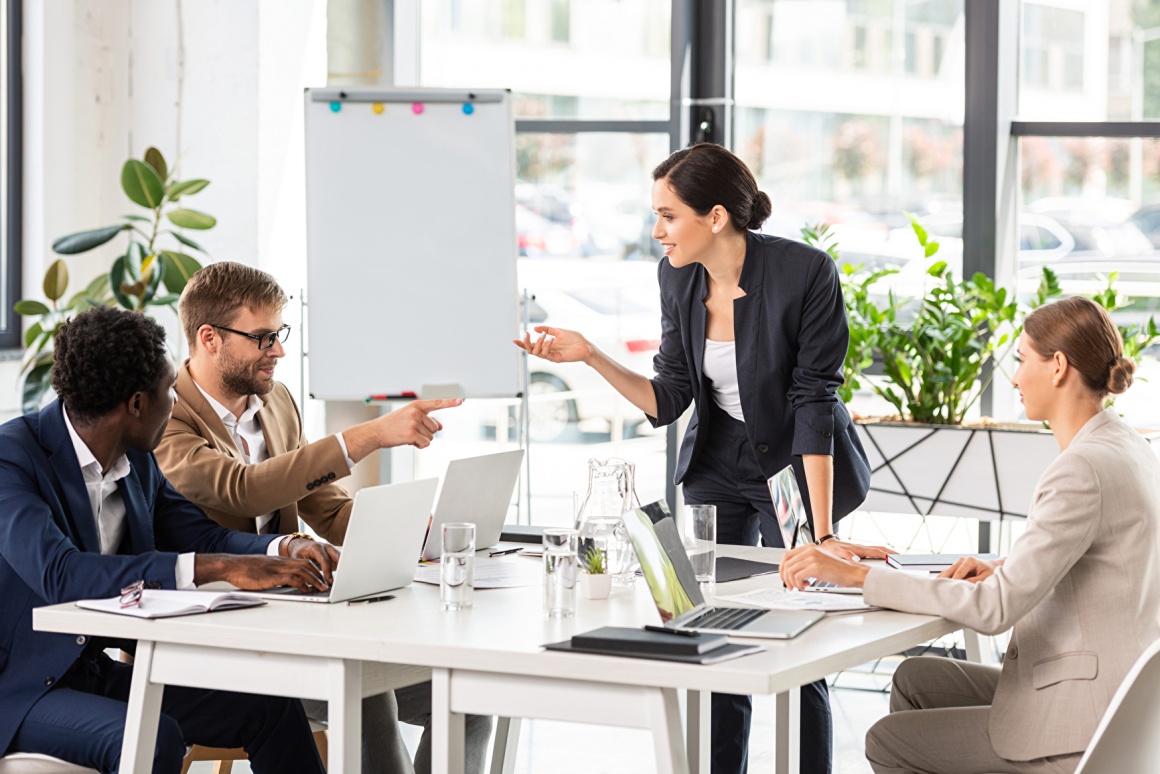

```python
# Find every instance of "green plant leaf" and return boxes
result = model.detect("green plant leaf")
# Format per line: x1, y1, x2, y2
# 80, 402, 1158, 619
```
42, 259, 70, 301
167, 208, 216, 230
167, 230, 206, 253
148, 293, 182, 306
141, 257, 164, 303
121, 159, 165, 209
908, 214, 929, 246
159, 250, 203, 293
21, 361, 54, 414
927, 261, 947, 277
924, 240, 940, 258
165, 179, 210, 200
23, 321, 43, 348
52, 224, 128, 255
122, 214, 152, 223
14, 299, 50, 316
124, 242, 146, 283
109, 256, 137, 310
144, 147, 168, 182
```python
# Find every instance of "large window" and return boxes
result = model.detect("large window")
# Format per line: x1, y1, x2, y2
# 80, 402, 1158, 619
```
376, 0, 677, 526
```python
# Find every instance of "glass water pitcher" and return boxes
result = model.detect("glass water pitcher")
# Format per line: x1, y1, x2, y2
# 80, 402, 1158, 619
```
575, 458, 641, 587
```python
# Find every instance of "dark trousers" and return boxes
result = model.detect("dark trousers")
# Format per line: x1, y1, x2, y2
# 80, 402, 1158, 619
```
683, 406, 833, 774
10, 650, 325, 774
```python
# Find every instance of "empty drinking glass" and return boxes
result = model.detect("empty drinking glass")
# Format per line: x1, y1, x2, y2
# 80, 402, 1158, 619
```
684, 504, 717, 584
441, 523, 475, 611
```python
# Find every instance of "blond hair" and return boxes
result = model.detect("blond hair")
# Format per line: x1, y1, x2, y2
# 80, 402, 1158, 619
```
178, 262, 288, 347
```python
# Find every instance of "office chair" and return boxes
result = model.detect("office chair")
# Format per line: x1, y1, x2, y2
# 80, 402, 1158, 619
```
1072, 637, 1160, 773
179, 720, 329, 774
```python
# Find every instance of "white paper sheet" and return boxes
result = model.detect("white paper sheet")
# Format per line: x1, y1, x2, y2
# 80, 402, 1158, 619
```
414, 556, 542, 588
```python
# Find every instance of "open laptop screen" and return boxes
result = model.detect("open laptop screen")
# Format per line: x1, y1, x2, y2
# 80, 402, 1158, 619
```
622, 501, 701, 622
767, 465, 814, 549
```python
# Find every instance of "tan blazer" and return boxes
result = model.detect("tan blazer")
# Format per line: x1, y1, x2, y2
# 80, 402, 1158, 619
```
155, 362, 353, 544
864, 408, 1160, 761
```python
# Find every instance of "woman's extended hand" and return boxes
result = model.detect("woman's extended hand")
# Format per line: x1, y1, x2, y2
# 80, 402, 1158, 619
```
818, 538, 895, 561
780, 544, 870, 591
938, 556, 1001, 583
513, 326, 593, 364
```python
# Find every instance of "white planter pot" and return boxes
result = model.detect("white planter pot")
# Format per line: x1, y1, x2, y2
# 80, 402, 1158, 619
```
579, 573, 612, 600
854, 419, 1160, 522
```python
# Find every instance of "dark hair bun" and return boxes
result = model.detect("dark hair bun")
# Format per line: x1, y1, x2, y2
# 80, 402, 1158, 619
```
746, 191, 772, 230
1107, 356, 1135, 395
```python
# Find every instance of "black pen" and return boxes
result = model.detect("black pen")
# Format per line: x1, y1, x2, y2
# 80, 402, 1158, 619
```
488, 547, 523, 557
347, 594, 396, 606
643, 624, 701, 637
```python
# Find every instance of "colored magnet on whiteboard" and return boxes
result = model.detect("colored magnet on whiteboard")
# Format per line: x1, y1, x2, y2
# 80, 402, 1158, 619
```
411, 102, 424, 115
462, 103, 475, 115
329, 101, 342, 113
372, 102, 385, 115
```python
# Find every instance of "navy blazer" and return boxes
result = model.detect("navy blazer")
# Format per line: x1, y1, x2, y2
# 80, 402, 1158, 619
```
0, 401, 278, 753
648, 231, 870, 524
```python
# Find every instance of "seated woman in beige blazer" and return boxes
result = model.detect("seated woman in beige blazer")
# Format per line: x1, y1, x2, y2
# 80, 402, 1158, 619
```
780, 296, 1160, 774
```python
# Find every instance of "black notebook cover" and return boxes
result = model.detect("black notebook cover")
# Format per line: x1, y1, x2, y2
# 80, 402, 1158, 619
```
571, 626, 727, 656
715, 557, 779, 583
544, 639, 763, 665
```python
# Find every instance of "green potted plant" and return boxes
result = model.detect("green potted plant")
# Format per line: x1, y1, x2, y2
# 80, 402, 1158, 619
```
578, 546, 611, 600
15, 147, 212, 411
803, 219, 1160, 523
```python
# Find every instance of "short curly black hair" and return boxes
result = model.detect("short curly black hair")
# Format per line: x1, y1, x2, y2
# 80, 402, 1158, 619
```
51, 307, 170, 424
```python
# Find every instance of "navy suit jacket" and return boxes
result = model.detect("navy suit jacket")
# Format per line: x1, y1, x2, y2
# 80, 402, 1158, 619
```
648, 231, 871, 524
0, 401, 278, 753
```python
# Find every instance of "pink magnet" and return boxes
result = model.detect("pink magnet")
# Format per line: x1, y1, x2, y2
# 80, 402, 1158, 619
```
411, 102, 424, 115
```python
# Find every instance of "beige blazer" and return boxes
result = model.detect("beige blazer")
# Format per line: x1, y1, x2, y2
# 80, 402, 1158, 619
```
864, 408, 1160, 761
155, 362, 353, 544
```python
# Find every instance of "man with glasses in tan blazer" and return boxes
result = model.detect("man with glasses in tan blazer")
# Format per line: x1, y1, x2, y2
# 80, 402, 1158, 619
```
155, 261, 493, 774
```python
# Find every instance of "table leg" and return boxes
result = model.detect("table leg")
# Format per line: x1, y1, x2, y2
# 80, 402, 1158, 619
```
119, 640, 165, 774
685, 690, 710, 774
432, 668, 465, 774
647, 687, 689, 774
328, 658, 363, 774
962, 629, 994, 665
772, 687, 801, 774
489, 716, 521, 774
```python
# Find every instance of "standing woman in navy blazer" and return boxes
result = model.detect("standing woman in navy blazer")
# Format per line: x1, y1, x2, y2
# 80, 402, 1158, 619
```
517, 142, 883, 774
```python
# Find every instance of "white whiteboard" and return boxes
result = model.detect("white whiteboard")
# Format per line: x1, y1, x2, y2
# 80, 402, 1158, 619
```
304, 87, 520, 400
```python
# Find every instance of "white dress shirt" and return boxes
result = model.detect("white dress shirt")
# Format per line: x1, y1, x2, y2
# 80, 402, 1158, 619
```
63, 407, 201, 587
702, 339, 745, 422
192, 379, 356, 533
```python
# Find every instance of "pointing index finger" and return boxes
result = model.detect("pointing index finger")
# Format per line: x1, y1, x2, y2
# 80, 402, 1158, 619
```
412, 398, 463, 413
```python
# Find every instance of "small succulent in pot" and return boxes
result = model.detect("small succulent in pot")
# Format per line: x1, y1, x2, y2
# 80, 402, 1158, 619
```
578, 546, 612, 600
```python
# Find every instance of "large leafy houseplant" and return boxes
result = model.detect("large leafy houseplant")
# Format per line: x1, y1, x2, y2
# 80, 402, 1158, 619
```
15, 147, 213, 411
804, 218, 1157, 425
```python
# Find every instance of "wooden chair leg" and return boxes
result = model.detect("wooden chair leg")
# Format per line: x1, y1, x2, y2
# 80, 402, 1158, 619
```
313, 729, 329, 772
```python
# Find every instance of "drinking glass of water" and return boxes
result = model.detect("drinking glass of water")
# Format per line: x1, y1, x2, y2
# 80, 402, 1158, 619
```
543, 528, 578, 618
685, 505, 717, 584
441, 523, 475, 611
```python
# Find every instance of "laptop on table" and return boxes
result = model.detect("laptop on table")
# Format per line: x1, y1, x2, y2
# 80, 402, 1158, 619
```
767, 465, 862, 594
255, 477, 438, 603
420, 449, 525, 561
622, 501, 823, 640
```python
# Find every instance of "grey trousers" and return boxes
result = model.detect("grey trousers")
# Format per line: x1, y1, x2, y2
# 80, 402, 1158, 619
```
865, 656, 1082, 774
301, 683, 493, 774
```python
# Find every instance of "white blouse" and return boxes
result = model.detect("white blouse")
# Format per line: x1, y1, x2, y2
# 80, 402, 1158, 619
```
702, 339, 745, 422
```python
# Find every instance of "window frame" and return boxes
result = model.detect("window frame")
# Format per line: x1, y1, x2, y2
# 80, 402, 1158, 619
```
1, 0, 22, 352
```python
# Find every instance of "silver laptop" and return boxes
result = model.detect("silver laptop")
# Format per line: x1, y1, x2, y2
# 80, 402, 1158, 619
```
767, 465, 862, 594
420, 449, 525, 560
256, 478, 438, 603
623, 501, 823, 639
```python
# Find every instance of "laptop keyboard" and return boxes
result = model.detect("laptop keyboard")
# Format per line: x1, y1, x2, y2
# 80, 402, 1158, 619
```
683, 606, 766, 631
808, 578, 841, 590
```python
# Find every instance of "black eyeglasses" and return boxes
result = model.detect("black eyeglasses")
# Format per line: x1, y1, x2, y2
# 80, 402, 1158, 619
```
211, 323, 291, 351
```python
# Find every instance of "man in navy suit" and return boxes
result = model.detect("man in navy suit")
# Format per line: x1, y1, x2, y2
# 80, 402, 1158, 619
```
0, 307, 336, 773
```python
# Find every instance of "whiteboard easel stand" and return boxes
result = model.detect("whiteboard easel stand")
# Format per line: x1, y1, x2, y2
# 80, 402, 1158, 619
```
518, 289, 533, 526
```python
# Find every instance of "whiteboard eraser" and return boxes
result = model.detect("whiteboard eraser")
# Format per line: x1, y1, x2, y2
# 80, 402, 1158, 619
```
420, 383, 465, 400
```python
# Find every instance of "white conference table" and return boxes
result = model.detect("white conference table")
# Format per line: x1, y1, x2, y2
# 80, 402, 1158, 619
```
34, 546, 977, 774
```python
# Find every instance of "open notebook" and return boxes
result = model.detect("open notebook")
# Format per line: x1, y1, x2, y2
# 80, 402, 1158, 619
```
76, 590, 265, 619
